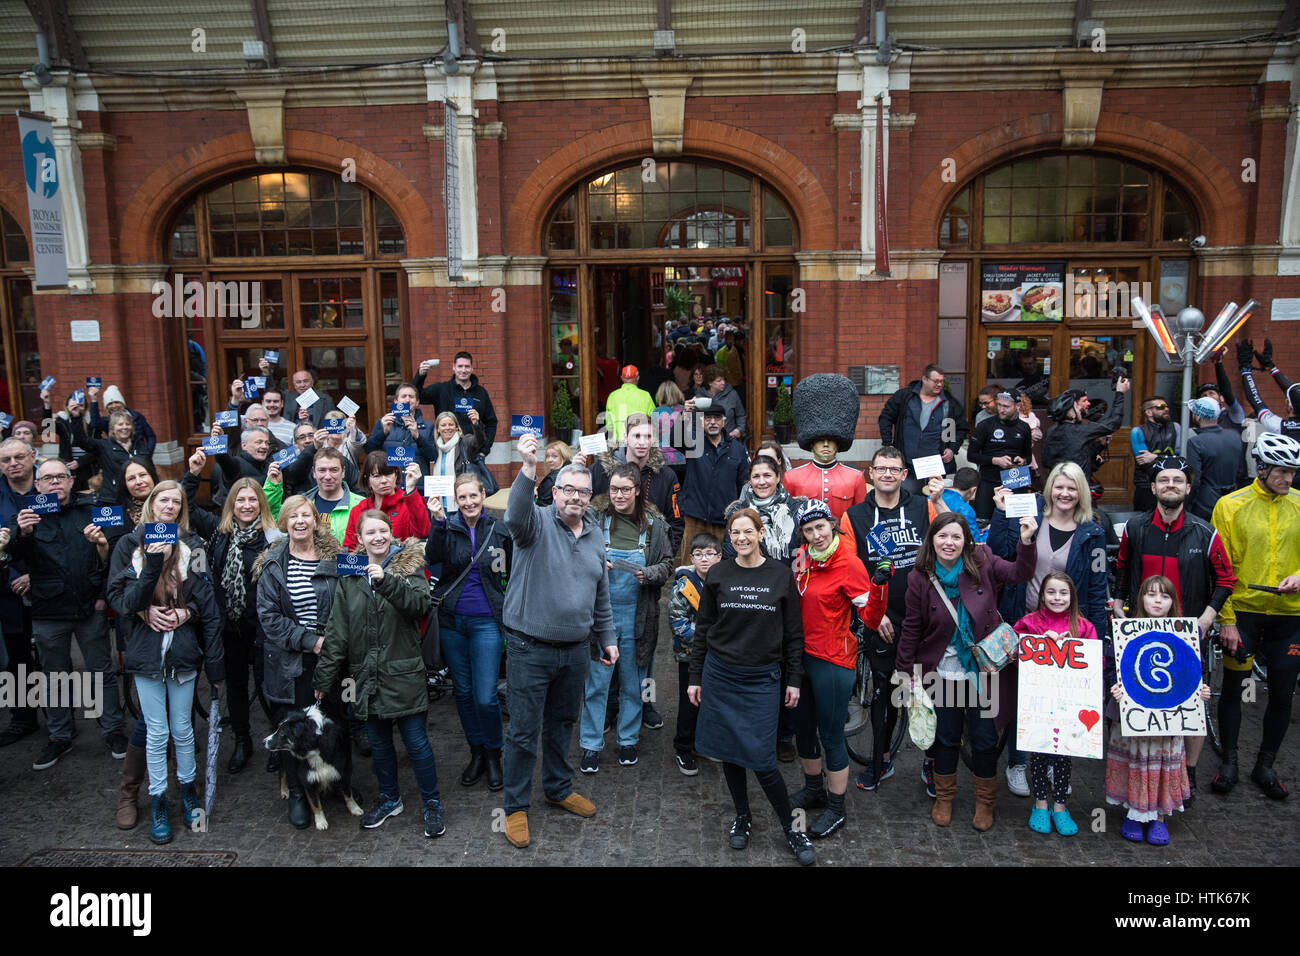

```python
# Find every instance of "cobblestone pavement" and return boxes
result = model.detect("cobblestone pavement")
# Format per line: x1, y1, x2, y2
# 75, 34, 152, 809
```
1, 618, 1295, 868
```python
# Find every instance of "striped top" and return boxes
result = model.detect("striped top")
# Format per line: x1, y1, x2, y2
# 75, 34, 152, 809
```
286, 557, 320, 630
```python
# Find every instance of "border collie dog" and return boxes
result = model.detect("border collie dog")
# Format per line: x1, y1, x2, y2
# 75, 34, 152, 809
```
263, 704, 363, 830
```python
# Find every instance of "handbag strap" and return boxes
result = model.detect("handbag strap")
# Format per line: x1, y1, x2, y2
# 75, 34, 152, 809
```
929, 573, 961, 627
434, 522, 495, 603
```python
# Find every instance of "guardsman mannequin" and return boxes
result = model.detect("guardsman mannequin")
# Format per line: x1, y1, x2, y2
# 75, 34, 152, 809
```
782, 373, 867, 520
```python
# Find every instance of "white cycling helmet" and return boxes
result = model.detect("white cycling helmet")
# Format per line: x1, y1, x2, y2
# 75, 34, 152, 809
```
1253, 431, 1300, 470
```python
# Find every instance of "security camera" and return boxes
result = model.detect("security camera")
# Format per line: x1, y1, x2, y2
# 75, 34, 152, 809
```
1190, 235, 1207, 249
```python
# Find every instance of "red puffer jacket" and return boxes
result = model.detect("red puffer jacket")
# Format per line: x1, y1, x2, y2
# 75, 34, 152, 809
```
792, 540, 888, 669
342, 488, 431, 550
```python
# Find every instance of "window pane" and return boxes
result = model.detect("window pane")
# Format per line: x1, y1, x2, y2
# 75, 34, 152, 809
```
549, 269, 580, 430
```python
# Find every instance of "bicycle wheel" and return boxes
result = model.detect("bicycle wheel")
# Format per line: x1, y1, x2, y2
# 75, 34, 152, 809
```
1201, 634, 1223, 757
842, 649, 872, 763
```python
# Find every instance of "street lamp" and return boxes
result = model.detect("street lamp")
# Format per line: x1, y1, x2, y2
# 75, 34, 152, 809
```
1132, 297, 1255, 454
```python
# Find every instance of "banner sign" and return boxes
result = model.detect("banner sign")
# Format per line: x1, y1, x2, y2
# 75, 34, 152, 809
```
1113, 617, 1205, 737
17, 112, 67, 287
980, 262, 1065, 323
1016, 633, 1104, 759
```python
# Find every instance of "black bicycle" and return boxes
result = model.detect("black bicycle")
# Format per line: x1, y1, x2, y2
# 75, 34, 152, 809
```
844, 636, 909, 768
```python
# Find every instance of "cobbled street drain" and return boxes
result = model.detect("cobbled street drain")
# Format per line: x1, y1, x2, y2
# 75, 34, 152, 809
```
22, 849, 237, 867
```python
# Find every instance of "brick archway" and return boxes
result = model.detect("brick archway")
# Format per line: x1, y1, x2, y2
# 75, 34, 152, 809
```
505, 119, 835, 253
910, 112, 1246, 248
0, 175, 31, 250
119, 129, 435, 262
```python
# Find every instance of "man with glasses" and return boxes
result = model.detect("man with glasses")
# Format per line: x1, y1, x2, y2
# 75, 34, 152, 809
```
4, 458, 125, 770
840, 446, 932, 792
498, 433, 618, 849
1114, 455, 1236, 802
1130, 395, 1180, 511
0, 438, 40, 745
878, 364, 968, 497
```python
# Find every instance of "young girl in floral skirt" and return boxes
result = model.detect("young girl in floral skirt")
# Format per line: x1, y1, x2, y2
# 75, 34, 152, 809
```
1105, 575, 1211, 846
1013, 571, 1097, 837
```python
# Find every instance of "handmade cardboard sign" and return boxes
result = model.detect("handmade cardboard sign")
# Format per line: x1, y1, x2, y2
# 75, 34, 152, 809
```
1016, 633, 1104, 759
1113, 617, 1205, 737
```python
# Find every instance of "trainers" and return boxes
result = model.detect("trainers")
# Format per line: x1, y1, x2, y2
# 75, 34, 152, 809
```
32, 738, 72, 771
641, 704, 664, 730
618, 745, 638, 767
785, 829, 817, 865
1005, 763, 1030, 797
106, 731, 128, 759
728, 812, 753, 849
808, 805, 847, 839
0, 721, 38, 747
580, 749, 599, 774
922, 758, 936, 799
856, 760, 895, 792
423, 799, 446, 837
361, 795, 404, 829
675, 751, 699, 776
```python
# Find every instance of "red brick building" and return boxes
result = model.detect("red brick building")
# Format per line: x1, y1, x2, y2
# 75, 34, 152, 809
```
2, 2, 1298, 498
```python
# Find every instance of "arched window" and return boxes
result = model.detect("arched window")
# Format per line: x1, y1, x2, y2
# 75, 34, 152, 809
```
939, 152, 1196, 249
0, 207, 35, 423
166, 169, 408, 438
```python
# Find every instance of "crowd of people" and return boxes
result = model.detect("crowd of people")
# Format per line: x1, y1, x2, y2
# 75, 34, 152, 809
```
0, 335, 1297, 865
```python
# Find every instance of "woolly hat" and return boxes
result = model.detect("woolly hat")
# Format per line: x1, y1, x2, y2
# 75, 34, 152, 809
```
1187, 396, 1220, 421
103, 385, 126, 407
792, 373, 859, 452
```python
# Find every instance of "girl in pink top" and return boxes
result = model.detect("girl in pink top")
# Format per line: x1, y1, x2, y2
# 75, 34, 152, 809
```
1013, 571, 1097, 837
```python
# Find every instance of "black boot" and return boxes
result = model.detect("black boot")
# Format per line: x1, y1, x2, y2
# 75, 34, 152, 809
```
809, 790, 846, 839
1211, 749, 1238, 794
1250, 751, 1289, 800
460, 745, 486, 786
788, 772, 827, 811
484, 748, 503, 792
284, 761, 311, 829
227, 735, 252, 774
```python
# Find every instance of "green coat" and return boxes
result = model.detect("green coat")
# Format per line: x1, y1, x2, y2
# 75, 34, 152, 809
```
312, 538, 431, 721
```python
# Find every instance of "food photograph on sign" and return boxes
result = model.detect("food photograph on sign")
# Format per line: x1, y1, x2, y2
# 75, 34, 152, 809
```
980, 262, 1066, 322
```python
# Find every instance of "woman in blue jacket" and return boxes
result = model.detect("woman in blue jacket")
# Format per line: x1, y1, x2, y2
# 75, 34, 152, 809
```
425, 471, 512, 791
988, 460, 1110, 794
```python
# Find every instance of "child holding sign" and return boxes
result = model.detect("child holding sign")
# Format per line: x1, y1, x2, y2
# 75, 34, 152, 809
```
1105, 575, 1210, 846
1013, 572, 1097, 837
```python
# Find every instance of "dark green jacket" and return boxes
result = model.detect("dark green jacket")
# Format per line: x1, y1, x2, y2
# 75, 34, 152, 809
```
312, 538, 430, 721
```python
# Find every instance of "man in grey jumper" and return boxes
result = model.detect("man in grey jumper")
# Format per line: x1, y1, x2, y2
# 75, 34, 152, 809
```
500, 433, 618, 848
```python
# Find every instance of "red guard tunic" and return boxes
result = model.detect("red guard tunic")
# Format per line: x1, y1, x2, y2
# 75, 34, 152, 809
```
783, 461, 867, 520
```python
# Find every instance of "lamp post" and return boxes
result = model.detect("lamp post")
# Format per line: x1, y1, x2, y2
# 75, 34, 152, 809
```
1173, 307, 1205, 456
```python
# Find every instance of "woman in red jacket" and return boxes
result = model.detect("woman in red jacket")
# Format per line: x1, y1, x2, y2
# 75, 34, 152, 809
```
895, 511, 1037, 831
785, 499, 890, 839
343, 451, 431, 549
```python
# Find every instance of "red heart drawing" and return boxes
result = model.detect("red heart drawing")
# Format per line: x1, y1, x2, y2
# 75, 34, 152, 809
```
1078, 709, 1099, 731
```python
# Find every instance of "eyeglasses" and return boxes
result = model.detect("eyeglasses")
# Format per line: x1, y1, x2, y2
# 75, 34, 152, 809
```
608, 486, 636, 496
557, 485, 592, 499
691, 549, 719, 558
1144, 403, 1169, 411
37, 472, 71, 483
872, 465, 905, 475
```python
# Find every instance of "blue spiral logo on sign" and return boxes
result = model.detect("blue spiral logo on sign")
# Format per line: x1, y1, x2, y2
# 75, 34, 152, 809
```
520, 415, 533, 427
154, 523, 166, 534
1118, 631, 1201, 709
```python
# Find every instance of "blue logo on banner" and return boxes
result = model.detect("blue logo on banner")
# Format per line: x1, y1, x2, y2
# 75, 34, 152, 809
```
511, 414, 544, 438
201, 436, 227, 456
1000, 466, 1031, 490
25, 493, 59, 515
274, 446, 299, 468
22, 129, 58, 198
337, 554, 369, 576
91, 506, 124, 528
39, 376, 56, 391
85, 377, 102, 389
1119, 631, 1201, 710
214, 410, 238, 428
454, 397, 474, 413
323, 417, 346, 434
390, 402, 411, 419
866, 522, 897, 557
386, 446, 414, 468
263, 350, 279, 364
243, 380, 260, 399
144, 522, 179, 546
0, 413, 12, 429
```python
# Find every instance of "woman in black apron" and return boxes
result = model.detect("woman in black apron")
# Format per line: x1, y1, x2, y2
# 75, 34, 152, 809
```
687, 507, 815, 866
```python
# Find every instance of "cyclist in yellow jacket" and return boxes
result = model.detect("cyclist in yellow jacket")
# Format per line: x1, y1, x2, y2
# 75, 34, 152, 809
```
604, 366, 656, 442
1210, 432, 1300, 800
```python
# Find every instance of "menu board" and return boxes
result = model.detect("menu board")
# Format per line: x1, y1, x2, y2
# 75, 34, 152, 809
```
980, 262, 1066, 323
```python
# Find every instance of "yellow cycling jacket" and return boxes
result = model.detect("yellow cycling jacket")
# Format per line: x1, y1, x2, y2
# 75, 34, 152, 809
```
1211, 480, 1300, 625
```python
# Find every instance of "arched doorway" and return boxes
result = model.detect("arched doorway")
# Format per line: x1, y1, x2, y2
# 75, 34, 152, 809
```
164, 168, 408, 440
0, 206, 35, 424
542, 160, 799, 439
937, 150, 1199, 499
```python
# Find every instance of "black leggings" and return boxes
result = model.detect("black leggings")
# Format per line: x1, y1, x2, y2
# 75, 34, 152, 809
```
1029, 753, 1071, 804
868, 642, 900, 762
223, 623, 263, 739
722, 761, 793, 829
1219, 613, 1300, 756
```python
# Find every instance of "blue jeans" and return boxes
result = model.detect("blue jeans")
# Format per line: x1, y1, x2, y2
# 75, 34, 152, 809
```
502, 631, 588, 814
134, 673, 197, 797
580, 627, 643, 751
366, 713, 440, 806
441, 613, 504, 749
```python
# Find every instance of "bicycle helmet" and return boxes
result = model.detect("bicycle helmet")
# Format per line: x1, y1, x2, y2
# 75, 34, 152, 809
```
795, 498, 835, 527
1253, 432, 1300, 470
1047, 389, 1087, 423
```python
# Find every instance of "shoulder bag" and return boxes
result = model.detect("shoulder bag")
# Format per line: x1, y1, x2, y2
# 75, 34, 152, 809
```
928, 574, 1019, 674
423, 523, 495, 670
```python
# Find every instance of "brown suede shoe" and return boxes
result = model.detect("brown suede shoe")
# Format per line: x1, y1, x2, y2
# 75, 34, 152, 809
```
504, 811, 530, 848
972, 775, 998, 831
777, 740, 797, 763
930, 772, 957, 827
545, 791, 596, 817
116, 742, 147, 830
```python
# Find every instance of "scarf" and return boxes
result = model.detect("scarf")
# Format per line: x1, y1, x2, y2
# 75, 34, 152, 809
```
738, 484, 798, 561
125, 499, 144, 528
222, 525, 261, 619
435, 432, 460, 455
935, 561, 978, 675
433, 433, 458, 511
807, 534, 839, 564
